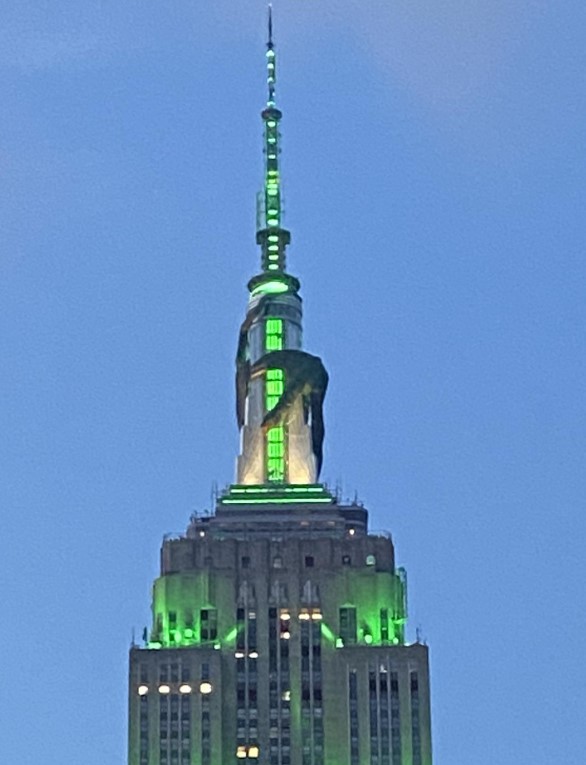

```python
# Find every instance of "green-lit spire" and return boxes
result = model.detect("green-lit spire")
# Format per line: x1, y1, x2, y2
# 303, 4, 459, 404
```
256, 4, 291, 274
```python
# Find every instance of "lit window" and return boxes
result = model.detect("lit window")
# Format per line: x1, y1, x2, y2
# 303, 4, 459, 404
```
199, 682, 213, 695
265, 318, 283, 351
138, 685, 149, 696
159, 685, 171, 694
366, 554, 376, 566
179, 684, 192, 694
236, 746, 247, 759
249, 746, 260, 758
348, 528, 356, 536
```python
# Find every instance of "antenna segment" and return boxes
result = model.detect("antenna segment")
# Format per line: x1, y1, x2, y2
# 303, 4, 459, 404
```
256, 4, 291, 274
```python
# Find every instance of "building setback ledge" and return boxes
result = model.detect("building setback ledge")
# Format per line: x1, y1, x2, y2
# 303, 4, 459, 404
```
219, 483, 334, 506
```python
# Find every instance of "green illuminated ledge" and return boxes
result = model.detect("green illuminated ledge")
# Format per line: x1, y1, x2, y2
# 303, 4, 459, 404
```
248, 270, 300, 296
220, 484, 334, 505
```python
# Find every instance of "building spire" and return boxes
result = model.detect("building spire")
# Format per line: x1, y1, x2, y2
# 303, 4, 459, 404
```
268, 3, 274, 48
267, 5, 276, 104
256, 4, 291, 275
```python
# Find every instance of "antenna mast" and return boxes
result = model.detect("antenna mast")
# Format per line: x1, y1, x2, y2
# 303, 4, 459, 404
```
256, 4, 291, 274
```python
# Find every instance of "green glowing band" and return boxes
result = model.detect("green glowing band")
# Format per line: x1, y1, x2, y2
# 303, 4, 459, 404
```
251, 280, 289, 297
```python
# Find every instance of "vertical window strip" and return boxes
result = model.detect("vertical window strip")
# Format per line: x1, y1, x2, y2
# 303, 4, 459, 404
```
300, 618, 324, 765
248, 610, 259, 756
170, 694, 179, 765
368, 667, 379, 765
390, 672, 402, 765
281, 609, 291, 764
410, 672, 421, 765
201, 663, 211, 765
301, 621, 312, 765
139, 694, 149, 765
159, 691, 169, 765
379, 668, 390, 765
269, 606, 292, 765
311, 621, 323, 765
235, 608, 259, 761
265, 318, 286, 483
236, 608, 247, 755
269, 608, 280, 765
348, 670, 359, 765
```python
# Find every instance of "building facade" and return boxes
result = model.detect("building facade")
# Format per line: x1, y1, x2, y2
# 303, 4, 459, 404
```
128, 14, 432, 765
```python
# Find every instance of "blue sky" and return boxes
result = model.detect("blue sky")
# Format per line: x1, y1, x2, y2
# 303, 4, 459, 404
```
0, 1, 584, 763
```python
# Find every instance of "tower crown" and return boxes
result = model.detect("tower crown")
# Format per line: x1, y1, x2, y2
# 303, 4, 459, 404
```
231, 7, 329, 497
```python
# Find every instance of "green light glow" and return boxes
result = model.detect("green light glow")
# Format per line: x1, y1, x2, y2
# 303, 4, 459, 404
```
264, 316, 285, 482
223, 626, 238, 644
220, 483, 333, 505
266, 367, 285, 482
250, 280, 289, 297
227, 484, 328, 494
221, 496, 333, 505
265, 319, 283, 351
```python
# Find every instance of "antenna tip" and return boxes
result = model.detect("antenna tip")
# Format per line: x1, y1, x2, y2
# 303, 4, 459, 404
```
268, 4, 274, 47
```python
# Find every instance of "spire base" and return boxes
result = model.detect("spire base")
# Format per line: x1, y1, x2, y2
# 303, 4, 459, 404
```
247, 271, 300, 298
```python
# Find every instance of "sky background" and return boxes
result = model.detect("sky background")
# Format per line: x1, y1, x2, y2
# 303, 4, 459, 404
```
0, 1, 584, 763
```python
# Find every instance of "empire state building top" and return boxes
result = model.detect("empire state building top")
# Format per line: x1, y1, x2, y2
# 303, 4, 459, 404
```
226, 7, 331, 505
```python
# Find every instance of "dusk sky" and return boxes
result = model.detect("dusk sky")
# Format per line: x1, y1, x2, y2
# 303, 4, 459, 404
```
1, 2, 584, 763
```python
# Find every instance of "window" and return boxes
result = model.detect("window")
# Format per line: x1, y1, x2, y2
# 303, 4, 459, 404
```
200, 609, 217, 641
265, 318, 284, 351
381, 608, 389, 643
265, 359, 285, 483
273, 556, 283, 568
366, 554, 376, 566
342, 555, 351, 566
241, 556, 250, 569
305, 556, 314, 568
339, 607, 357, 645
